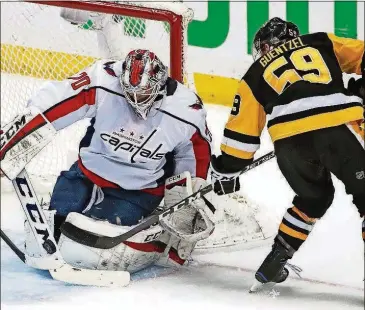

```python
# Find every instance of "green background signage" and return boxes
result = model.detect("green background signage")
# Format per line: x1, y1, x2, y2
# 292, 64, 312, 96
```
188, 1, 359, 53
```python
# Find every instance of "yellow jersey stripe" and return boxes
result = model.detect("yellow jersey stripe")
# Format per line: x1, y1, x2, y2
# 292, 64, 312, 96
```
268, 106, 364, 142
220, 144, 255, 159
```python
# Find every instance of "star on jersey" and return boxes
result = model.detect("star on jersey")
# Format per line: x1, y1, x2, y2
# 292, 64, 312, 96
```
119, 128, 145, 140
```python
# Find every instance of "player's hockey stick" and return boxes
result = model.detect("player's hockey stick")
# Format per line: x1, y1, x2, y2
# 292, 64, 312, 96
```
240, 151, 275, 174
1, 169, 130, 287
61, 151, 276, 250
0, 229, 26, 262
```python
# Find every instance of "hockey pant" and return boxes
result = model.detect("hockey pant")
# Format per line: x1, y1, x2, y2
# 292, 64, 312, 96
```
49, 161, 163, 237
273, 124, 365, 251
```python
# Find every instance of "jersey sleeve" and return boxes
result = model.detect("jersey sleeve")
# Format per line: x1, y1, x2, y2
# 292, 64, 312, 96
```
327, 33, 364, 75
26, 61, 102, 131
172, 107, 212, 180
221, 79, 266, 160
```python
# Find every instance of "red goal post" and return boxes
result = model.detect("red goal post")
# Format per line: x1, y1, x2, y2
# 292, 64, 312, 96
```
1, 1, 273, 251
27, 0, 193, 82
1, 0, 194, 187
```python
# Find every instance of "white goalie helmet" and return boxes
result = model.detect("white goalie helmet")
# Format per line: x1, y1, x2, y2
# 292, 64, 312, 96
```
120, 49, 168, 119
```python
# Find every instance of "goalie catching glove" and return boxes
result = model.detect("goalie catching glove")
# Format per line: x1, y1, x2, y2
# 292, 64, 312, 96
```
159, 172, 215, 243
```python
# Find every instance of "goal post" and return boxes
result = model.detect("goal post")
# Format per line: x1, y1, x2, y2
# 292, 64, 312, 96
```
26, 0, 193, 82
1, 0, 193, 185
1, 0, 273, 251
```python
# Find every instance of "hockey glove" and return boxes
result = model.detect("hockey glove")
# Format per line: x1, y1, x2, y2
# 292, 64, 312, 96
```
160, 172, 215, 243
210, 155, 241, 195
347, 77, 364, 101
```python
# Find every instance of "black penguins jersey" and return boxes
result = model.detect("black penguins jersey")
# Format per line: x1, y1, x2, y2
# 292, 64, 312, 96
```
221, 32, 364, 160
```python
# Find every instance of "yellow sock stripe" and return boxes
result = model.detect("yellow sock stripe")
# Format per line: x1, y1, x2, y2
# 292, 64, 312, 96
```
292, 207, 316, 224
279, 223, 308, 241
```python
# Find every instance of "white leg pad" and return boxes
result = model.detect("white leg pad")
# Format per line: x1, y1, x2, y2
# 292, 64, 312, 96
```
58, 213, 185, 273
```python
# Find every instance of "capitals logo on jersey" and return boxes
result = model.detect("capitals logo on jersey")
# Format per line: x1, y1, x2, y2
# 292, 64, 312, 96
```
100, 128, 166, 163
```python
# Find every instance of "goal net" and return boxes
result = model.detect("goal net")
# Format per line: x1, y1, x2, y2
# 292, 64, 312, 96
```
1, 0, 273, 251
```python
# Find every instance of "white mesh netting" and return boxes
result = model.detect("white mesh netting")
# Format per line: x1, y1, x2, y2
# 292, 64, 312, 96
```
1, 1, 273, 250
1, 0, 187, 188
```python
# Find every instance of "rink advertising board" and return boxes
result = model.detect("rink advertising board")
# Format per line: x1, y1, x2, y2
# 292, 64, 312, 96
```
1, 0, 364, 106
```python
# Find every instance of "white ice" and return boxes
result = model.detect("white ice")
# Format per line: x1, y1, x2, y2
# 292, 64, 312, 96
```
1, 79, 364, 310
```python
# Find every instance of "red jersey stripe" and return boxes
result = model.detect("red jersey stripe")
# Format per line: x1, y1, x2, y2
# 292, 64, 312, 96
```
190, 131, 211, 179
44, 88, 96, 123
78, 158, 165, 196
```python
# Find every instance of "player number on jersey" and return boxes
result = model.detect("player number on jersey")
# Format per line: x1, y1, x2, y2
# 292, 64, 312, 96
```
68, 72, 91, 90
264, 47, 332, 95
231, 94, 241, 116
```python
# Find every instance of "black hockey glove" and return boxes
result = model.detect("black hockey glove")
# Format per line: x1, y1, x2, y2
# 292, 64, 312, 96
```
210, 155, 241, 195
347, 77, 364, 100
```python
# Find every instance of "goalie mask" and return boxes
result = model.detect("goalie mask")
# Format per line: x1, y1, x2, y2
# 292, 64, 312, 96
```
252, 17, 300, 60
120, 49, 168, 119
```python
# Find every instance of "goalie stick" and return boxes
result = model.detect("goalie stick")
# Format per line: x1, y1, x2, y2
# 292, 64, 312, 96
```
1, 169, 130, 287
61, 151, 276, 249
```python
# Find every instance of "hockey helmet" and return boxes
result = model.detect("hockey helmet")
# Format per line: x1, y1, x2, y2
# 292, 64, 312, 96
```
252, 17, 300, 60
120, 49, 168, 119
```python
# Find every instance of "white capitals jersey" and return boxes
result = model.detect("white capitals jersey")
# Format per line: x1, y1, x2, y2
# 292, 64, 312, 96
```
27, 60, 212, 195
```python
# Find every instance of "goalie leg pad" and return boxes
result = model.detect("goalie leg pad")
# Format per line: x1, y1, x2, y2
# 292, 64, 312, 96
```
58, 213, 185, 273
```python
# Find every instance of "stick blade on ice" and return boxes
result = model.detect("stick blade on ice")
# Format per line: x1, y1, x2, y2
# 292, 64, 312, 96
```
50, 264, 130, 287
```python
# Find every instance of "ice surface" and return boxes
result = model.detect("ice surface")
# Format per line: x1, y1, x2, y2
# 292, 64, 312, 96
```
1, 80, 364, 310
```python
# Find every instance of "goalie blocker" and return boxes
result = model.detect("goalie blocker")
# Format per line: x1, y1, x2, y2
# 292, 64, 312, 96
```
0, 108, 56, 180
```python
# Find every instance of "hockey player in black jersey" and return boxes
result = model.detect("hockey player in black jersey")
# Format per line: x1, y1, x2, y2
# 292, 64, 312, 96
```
210, 17, 365, 291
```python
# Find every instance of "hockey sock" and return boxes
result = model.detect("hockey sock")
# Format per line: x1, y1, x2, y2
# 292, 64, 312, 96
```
362, 217, 365, 243
278, 206, 316, 251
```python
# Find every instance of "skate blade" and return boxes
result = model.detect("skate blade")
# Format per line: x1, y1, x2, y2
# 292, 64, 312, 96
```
249, 279, 276, 293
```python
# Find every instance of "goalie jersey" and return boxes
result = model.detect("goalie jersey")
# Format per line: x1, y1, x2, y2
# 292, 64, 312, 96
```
22, 60, 212, 195
222, 33, 364, 161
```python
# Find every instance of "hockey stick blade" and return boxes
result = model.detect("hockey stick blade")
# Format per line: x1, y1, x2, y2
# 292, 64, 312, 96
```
49, 265, 130, 287
61, 184, 213, 249
1, 228, 130, 286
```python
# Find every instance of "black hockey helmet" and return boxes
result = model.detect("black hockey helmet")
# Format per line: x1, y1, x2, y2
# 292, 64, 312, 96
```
252, 17, 300, 60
